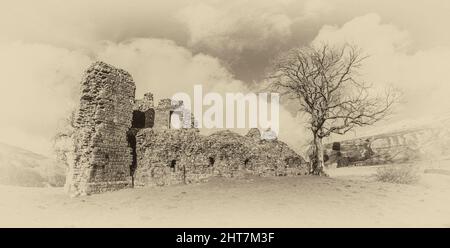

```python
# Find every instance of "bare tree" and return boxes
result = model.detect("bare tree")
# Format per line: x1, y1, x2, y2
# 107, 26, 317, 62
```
269, 44, 399, 175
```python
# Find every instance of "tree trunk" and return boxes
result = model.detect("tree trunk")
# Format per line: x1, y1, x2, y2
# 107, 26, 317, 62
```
312, 134, 326, 176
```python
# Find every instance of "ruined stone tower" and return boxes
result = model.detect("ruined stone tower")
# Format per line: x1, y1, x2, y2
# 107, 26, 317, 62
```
66, 61, 308, 196
66, 61, 136, 196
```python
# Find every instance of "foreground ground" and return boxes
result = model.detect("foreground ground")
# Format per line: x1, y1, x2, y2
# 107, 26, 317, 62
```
1, 162, 450, 227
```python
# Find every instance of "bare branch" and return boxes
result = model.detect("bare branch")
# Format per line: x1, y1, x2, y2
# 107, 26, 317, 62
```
268, 43, 400, 144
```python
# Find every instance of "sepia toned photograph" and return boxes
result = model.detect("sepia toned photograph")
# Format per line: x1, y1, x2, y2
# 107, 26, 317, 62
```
0, 0, 449, 230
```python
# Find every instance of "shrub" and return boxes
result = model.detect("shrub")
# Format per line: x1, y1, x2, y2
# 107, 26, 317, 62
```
0, 166, 46, 187
332, 142, 341, 151
47, 173, 66, 187
375, 164, 420, 184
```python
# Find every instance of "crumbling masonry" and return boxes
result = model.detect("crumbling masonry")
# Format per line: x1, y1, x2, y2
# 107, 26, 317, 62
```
66, 62, 308, 196
324, 126, 450, 168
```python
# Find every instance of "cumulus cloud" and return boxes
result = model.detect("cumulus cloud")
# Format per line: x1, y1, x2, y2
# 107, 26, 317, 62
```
0, 38, 238, 155
0, 0, 189, 48
177, 0, 294, 53
96, 39, 234, 99
0, 38, 310, 156
313, 14, 413, 55
174, 0, 343, 83
302, 0, 333, 20
312, 13, 450, 138
1, 1, 449, 156
94, 38, 311, 152
0, 41, 92, 154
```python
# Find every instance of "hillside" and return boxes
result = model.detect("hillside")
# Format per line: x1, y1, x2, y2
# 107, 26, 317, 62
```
324, 113, 450, 167
0, 142, 65, 187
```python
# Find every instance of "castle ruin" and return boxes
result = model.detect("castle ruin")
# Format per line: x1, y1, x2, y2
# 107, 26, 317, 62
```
65, 62, 308, 196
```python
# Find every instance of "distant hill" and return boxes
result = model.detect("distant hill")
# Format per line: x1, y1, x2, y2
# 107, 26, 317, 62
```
0, 143, 66, 187
325, 114, 450, 167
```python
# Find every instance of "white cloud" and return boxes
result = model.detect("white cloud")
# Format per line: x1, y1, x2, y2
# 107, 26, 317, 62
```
312, 13, 450, 137
96, 38, 310, 152
313, 13, 411, 55
0, 38, 310, 156
0, 41, 92, 154
1, 2, 449, 156
177, 0, 294, 52
96, 38, 236, 99
302, 0, 333, 19
0, 38, 241, 155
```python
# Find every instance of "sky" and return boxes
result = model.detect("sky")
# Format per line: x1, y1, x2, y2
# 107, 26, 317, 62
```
0, 0, 449, 156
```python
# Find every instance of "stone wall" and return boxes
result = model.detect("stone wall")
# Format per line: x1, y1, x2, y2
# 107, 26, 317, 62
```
134, 92, 154, 112
134, 128, 309, 187
325, 126, 450, 167
66, 61, 136, 196
67, 62, 308, 196
153, 99, 172, 129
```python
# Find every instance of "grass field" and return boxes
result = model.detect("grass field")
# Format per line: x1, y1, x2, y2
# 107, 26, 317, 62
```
1, 162, 449, 227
